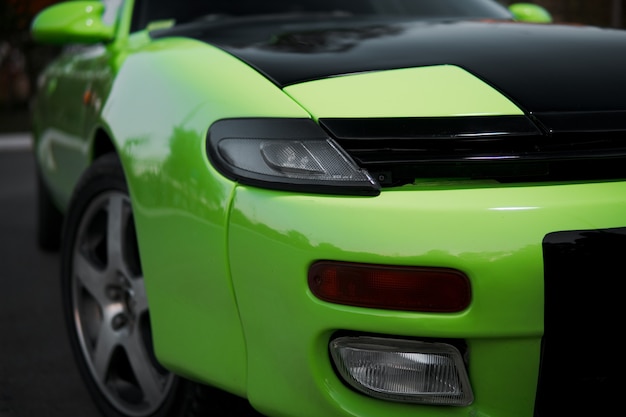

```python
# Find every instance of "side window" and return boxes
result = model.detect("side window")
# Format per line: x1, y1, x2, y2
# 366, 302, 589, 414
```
130, 0, 148, 32
130, 0, 181, 32
101, 0, 124, 26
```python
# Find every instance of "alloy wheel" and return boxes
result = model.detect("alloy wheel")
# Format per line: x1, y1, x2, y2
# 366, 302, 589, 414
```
70, 190, 174, 416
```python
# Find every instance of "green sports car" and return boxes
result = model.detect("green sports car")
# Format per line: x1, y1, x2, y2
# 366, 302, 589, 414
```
31, 1, 624, 416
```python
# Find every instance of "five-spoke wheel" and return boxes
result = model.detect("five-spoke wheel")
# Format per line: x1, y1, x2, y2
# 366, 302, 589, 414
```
60, 153, 262, 417
70, 189, 173, 416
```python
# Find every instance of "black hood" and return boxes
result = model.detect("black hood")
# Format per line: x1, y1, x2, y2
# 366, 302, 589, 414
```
153, 18, 626, 116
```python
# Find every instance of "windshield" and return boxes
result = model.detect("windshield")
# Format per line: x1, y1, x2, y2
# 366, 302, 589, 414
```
132, 0, 512, 30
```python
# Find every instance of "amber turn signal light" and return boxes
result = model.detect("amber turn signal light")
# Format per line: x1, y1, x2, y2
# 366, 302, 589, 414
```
308, 261, 471, 312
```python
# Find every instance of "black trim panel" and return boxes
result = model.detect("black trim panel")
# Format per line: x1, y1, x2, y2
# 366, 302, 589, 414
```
320, 116, 541, 140
538, 228, 624, 416
319, 115, 626, 185
532, 110, 626, 134
206, 118, 381, 196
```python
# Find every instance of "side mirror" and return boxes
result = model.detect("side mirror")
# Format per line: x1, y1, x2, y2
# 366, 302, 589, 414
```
509, 3, 553, 23
31, 1, 115, 44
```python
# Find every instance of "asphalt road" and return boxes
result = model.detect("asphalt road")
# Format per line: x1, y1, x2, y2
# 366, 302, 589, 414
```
0, 136, 101, 417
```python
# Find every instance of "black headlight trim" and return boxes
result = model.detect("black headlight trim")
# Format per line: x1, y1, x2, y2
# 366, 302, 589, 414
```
206, 118, 381, 196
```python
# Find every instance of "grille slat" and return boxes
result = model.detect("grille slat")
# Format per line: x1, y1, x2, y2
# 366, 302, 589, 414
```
320, 115, 626, 186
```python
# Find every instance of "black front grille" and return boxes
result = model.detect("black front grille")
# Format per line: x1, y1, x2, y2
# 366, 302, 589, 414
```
538, 228, 624, 416
319, 115, 626, 186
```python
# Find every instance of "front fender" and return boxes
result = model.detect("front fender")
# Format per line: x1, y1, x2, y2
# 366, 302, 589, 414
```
101, 34, 310, 394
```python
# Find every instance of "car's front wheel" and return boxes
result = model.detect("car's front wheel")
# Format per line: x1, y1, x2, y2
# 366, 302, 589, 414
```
60, 154, 260, 417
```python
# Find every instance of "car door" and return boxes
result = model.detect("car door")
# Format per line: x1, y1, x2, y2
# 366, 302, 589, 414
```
35, 0, 123, 208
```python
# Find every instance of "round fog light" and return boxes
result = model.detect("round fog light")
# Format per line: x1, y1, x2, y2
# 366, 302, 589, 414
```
330, 336, 473, 406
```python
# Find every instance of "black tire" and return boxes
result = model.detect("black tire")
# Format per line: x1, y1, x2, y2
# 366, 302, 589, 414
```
36, 166, 63, 251
60, 154, 262, 417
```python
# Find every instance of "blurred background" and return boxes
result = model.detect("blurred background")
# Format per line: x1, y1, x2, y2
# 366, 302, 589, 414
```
1, 0, 59, 133
0, 0, 625, 133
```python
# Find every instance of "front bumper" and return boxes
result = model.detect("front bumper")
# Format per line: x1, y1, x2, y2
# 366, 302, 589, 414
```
227, 180, 626, 417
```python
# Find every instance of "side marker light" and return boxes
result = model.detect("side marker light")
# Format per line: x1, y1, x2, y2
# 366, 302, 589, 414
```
308, 261, 471, 312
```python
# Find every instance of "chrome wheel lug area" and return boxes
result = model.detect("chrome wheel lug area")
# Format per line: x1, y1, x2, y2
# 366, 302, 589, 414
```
106, 285, 137, 327
111, 312, 129, 330
106, 285, 124, 301
107, 273, 137, 317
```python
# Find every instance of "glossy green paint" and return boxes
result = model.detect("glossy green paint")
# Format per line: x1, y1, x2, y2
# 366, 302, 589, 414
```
227, 180, 626, 416
31, 1, 114, 45
30, 1, 308, 396
31, 0, 131, 210
32, 40, 118, 210
31, 2, 625, 416
101, 35, 311, 394
99, 33, 535, 401
31, 3, 325, 397
106, 39, 535, 406
509, 3, 553, 24
284, 65, 524, 119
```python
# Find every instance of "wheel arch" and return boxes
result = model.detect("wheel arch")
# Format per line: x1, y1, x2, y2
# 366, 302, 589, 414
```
86, 122, 252, 398
92, 127, 118, 161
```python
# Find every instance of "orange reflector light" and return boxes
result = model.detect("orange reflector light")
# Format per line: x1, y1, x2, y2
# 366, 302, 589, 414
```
308, 262, 471, 312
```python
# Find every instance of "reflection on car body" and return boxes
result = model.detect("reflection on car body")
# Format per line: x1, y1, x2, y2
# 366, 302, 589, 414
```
31, 1, 624, 416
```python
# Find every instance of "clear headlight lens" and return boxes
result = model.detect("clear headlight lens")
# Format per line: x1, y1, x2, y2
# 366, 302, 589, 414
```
219, 138, 372, 182
330, 336, 474, 406
207, 119, 380, 195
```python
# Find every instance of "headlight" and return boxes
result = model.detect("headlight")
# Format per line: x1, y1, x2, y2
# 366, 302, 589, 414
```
207, 119, 380, 195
